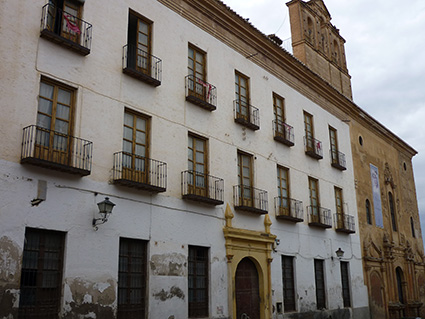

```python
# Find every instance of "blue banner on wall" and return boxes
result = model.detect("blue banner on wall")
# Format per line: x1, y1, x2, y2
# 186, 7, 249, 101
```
370, 164, 384, 228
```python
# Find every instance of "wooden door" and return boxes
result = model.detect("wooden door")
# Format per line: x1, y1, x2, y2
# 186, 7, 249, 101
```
188, 135, 207, 197
235, 73, 250, 122
136, 19, 151, 75
235, 258, 260, 319
62, 1, 81, 43
238, 153, 252, 207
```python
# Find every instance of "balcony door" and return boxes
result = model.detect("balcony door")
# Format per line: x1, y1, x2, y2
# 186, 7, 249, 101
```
274, 93, 286, 136
128, 12, 152, 75
329, 127, 338, 164
335, 187, 344, 228
36, 80, 74, 166
309, 177, 320, 222
122, 111, 149, 184
188, 135, 207, 197
277, 166, 289, 215
188, 45, 206, 100
238, 152, 253, 207
48, 0, 82, 42
304, 112, 314, 151
235, 72, 250, 122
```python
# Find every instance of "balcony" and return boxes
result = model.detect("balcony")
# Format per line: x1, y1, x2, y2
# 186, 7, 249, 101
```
113, 151, 166, 193
331, 149, 347, 171
123, 44, 162, 87
233, 185, 268, 214
334, 213, 355, 234
234, 100, 260, 131
307, 206, 332, 228
21, 125, 92, 176
304, 136, 323, 159
275, 197, 303, 222
185, 75, 217, 111
40, 3, 92, 55
181, 170, 224, 205
273, 120, 294, 146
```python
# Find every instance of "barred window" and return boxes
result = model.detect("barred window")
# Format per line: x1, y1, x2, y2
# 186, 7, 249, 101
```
188, 246, 209, 317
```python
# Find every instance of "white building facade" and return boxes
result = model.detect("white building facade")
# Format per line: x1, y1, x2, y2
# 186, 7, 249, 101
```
0, 0, 369, 318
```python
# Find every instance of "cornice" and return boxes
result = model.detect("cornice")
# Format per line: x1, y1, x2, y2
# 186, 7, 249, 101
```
157, 0, 417, 157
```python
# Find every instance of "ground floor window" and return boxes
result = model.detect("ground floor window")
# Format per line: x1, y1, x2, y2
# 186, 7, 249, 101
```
118, 238, 147, 319
314, 259, 326, 309
19, 228, 65, 319
340, 261, 351, 307
282, 255, 296, 312
188, 245, 209, 317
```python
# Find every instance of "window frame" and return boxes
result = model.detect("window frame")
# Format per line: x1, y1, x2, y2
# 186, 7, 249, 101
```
188, 245, 209, 318
314, 259, 326, 310
117, 237, 148, 319
304, 111, 314, 140
235, 71, 250, 121
308, 177, 320, 215
334, 187, 344, 215
282, 255, 296, 312
188, 44, 206, 82
277, 166, 290, 213
329, 126, 338, 162
19, 228, 66, 318
128, 10, 153, 75
237, 150, 254, 204
273, 93, 285, 124
187, 133, 209, 197
340, 261, 351, 308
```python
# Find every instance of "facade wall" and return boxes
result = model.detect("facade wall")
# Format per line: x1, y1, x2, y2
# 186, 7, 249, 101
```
0, 0, 373, 318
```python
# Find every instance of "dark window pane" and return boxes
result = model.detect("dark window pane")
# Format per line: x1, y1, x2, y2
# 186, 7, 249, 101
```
188, 246, 209, 317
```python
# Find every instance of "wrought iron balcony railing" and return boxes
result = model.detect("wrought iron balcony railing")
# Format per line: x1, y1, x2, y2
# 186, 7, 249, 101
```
274, 197, 303, 222
21, 125, 92, 176
123, 44, 162, 87
113, 151, 167, 192
273, 120, 294, 146
334, 213, 355, 234
181, 170, 224, 205
234, 100, 260, 131
330, 149, 347, 171
307, 206, 332, 228
304, 136, 323, 159
233, 185, 268, 214
40, 3, 92, 55
185, 75, 217, 111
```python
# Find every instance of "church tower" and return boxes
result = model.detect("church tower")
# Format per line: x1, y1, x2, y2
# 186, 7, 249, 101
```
287, 0, 353, 100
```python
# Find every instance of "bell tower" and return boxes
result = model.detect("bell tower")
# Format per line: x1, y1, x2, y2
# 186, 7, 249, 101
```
286, 0, 353, 100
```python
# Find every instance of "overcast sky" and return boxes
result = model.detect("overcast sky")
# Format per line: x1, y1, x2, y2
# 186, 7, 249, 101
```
223, 0, 425, 241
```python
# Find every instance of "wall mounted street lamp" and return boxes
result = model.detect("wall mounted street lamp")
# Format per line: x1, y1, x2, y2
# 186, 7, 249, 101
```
92, 197, 115, 230
335, 248, 345, 259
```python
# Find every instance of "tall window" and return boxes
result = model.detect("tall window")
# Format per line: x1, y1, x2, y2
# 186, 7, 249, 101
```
329, 126, 338, 164
19, 228, 65, 319
366, 199, 372, 225
238, 151, 253, 204
396, 267, 405, 305
188, 246, 209, 318
118, 238, 147, 319
304, 112, 314, 150
340, 262, 351, 307
122, 110, 150, 182
187, 45, 207, 100
335, 187, 343, 215
128, 11, 152, 75
188, 134, 208, 196
235, 71, 250, 121
277, 166, 290, 213
48, 0, 83, 42
282, 256, 296, 312
309, 177, 320, 217
36, 78, 75, 162
388, 192, 397, 231
314, 259, 326, 309
274, 93, 285, 124
410, 217, 416, 238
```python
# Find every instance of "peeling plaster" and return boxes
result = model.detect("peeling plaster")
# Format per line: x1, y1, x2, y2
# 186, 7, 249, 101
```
150, 253, 186, 276
153, 286, 185, 301
63, 277, 116, 319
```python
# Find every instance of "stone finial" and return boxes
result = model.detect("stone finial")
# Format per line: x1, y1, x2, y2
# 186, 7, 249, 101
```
224, 203, 234, 228
264, 214, 272, 234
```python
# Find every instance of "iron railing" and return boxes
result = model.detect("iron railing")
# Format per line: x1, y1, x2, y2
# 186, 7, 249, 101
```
21, 125, 92, 175
334, 213, 355, 233
307, 206, 332, 228
331, 148, 347, 170
304, 136, 323, 159
185, 75, 217, 111
233, 100, 260, 130
181, 170, 224, 205
123, 44, 162, 86
274, 197, 303, 222
233, 185, 268, 214
40, 3, 92, 54
273, 120, 294, 146
113, 151, 167, 192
